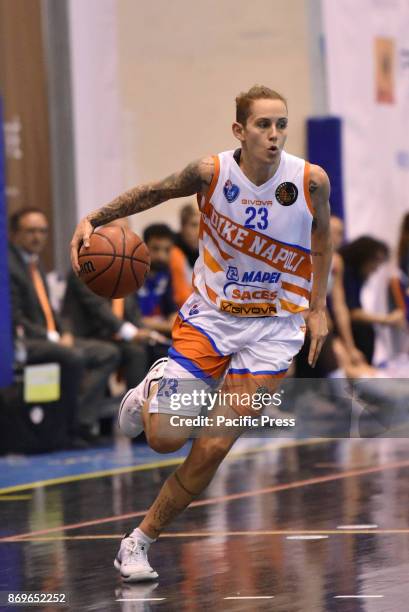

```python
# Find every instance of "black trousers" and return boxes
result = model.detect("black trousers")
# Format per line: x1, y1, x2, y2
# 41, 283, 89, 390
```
116, 341, 148, 388
26, 338, 120, 430
351, 322, 375, 364
75, 338, 121, 425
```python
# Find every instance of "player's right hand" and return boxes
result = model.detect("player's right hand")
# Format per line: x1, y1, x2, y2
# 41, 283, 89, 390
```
70, 217, 94, 273
307, 308, 328, 367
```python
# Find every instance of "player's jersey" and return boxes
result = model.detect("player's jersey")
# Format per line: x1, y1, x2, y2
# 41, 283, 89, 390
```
193, 148, 314, 318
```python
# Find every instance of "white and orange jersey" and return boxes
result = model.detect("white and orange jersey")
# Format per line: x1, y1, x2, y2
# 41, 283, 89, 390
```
193, 148, 314, 318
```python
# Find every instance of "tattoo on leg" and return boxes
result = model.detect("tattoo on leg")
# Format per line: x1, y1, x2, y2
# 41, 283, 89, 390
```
151, 495, 181, 533
174, 471, 197, 497
142, 473, 196, 538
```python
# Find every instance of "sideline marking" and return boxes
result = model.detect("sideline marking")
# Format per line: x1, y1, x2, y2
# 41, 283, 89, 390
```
0, 456, 185, 495
334, 595, 383, 599
286, 535, 328, 540
0, 495, 32, 501
3, 528, 409, 543
116, 598, 165, 602
2, 458, 409, 542
0, 437, 330, 495
337, 524, 378, 529
225, 596, 274, 600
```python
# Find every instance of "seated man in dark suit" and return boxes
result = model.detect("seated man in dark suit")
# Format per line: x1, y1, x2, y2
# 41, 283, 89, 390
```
130, 224, 178, 364
8, 208, 120, 445
63, 269, 165, 389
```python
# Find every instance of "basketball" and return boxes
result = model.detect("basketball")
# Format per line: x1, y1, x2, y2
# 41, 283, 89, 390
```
78, 225, 150, 298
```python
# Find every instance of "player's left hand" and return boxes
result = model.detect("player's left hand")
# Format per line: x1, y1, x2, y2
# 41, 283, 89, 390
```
307, 309, 328, 367
70, 217, 94, 273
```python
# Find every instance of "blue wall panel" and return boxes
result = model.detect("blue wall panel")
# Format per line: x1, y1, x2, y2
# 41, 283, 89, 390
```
307, 117, 345, 221
0, 98, 14, 387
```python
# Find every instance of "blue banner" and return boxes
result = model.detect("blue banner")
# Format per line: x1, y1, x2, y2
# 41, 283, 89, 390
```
307, 117, 345, 221
0, 97, 14, 387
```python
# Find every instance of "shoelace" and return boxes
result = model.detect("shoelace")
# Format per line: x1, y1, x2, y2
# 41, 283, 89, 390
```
123, 539, 147, 561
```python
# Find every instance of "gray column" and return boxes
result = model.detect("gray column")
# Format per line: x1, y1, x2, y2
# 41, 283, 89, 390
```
306, 0, 328, 116
41, 0, 77, 274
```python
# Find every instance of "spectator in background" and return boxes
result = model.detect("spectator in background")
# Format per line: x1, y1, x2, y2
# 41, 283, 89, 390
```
397, 212, 409, 275
170, 203, 200, 308
386, 211, 409, 356
296, 216, 340, 378
8, 208, 120, 446
63, 271, 149, 388
137, 224, 177, 359
390, 211, 409, 320
328, 216, 366, 366
296, 220, 390, 378
339, 236, 405, 363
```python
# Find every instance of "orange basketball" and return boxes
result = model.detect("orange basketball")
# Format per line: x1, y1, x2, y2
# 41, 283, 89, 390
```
78, 225, 150, 298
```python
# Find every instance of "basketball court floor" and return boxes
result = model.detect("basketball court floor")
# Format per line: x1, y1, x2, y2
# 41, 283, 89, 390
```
0, 432, 408, 611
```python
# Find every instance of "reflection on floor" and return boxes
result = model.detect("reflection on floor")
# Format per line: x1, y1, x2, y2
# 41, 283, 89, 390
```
0, 437, 408, 611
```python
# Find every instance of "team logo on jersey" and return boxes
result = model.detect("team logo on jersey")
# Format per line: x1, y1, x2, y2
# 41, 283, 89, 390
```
221, 300, 277, 316
275, 182, 298, 206
242, 271, 281, 284
223, 281, 279, 302
223, 180, 240, 203
188, 303, 200, 316
226, 266, 239, 281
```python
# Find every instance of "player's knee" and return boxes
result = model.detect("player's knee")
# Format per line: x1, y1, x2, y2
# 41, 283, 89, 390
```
192, 438, 231, 470
147, 431, 185, 454
146, 413, 189, 453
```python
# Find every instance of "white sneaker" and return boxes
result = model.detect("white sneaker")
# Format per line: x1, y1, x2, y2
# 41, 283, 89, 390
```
118, 358, 168, 437
114, 534, 159, 582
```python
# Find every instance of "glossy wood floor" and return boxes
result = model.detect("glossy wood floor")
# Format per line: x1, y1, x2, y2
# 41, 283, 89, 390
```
1, 437, 409, 611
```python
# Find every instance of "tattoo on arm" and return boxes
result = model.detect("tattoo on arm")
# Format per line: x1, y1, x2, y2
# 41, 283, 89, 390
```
310, 180, 320, 233
309, 171, 330, 236
88, 158, 214, 227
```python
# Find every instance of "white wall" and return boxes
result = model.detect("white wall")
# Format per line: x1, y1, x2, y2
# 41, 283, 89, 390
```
68, 0, 314, 236
68, 0, 126, 219
323, 0, 409, 247
116, 0, 313, 235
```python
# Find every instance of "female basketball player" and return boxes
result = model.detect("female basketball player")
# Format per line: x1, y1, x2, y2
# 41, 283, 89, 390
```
71, 85, 332, 582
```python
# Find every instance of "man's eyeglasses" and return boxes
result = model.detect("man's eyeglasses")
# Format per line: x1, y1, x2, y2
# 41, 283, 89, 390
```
21, 228, 49, 235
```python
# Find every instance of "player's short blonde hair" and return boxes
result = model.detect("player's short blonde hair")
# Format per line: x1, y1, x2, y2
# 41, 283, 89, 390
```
235, 85, 287, 125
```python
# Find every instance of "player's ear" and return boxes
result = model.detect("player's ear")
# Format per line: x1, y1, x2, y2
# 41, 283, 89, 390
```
232, 121, 245, 142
